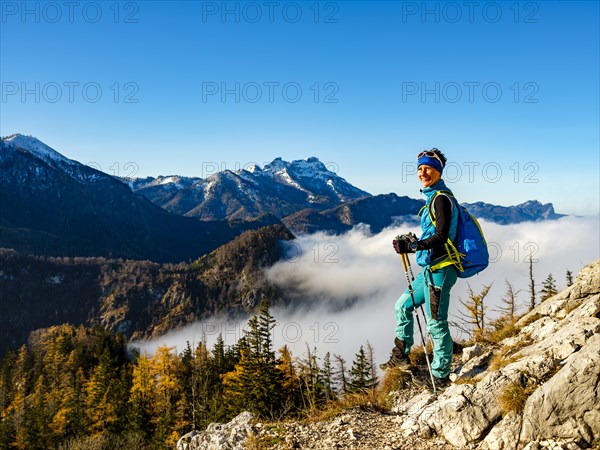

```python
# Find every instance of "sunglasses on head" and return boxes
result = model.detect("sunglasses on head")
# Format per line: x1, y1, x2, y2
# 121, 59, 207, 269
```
418, 150, 444, 166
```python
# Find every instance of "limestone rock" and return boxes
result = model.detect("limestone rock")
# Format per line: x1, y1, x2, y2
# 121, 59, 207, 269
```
462, 343, 486, 363
478, 411, 522, 450
392, 260, 600, 449
519, 333, 600, 448
454, 350, 492, 380
176, 411, 254, 450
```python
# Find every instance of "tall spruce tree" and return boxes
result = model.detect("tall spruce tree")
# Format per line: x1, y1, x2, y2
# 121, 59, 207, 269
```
347, 346, 378, 393
221, 301, 285, 419
320, 352, 336, 402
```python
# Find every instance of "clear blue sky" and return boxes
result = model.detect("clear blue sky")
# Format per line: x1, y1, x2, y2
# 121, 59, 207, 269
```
1, 1, 599, 215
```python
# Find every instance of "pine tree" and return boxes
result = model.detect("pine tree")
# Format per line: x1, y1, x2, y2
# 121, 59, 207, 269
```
221, 301, 285, 419
347, 345, 378, 393
85, 348, 119, 434
298, 345, 331, 411
178, 342, 196, 430
540, 273, 558, 301
129, 352, 155, 439
151, 346, 181, 448
0, 351, 17, 448
277, 345, 302, 413
208, 335, 231, 423
566, 269, 574, 287
365, 342, 379, 391
489, 281, 522, 340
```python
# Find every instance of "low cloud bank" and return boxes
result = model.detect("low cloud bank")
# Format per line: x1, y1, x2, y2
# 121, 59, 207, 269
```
133, 216, 599, 369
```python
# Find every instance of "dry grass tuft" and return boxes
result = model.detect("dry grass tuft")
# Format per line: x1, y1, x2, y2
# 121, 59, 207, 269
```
497, 381, 535, 415
518, 312, 543, 328
304, 389, 385, 423
454, 375, 478, 385
408, 343, 433, 366
488, 334, 533, 372
486, 318, 521, 344
488, 353, 520, 372
245, 432, 286, 450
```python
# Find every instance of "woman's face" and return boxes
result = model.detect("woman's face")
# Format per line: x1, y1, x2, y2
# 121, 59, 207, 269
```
418, 164, 441, 188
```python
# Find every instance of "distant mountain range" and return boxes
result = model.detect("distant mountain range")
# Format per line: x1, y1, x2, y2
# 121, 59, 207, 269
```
0, 134, 277, 262
126, 157, 563, 230
124, 157, 371, 220
0, 134, 564, 262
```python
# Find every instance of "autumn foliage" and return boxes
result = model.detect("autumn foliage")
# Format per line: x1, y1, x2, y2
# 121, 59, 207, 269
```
0, 302, 377, 449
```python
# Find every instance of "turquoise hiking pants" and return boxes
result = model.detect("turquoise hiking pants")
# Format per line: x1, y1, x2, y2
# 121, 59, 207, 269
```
395, 265, 458, 379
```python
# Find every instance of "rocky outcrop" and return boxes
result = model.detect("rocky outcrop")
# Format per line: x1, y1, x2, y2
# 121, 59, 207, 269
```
519, 333, 600, 446
176, 411, 255, 450
392, 259, 600, 449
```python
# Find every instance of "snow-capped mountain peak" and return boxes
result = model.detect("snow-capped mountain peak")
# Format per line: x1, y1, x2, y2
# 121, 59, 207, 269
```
1, 133, 110, 185
3, 134, 75, 167
261, 156, 328, 177
123, 156, 371, 221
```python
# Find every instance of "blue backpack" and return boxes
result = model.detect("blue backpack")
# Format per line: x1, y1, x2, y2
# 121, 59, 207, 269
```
428, 191, 489, 278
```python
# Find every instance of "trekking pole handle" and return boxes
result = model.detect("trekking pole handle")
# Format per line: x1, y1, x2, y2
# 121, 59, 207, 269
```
400, 252, 408, 272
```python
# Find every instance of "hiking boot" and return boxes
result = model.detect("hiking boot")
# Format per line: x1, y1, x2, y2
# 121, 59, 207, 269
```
412, 374, 451, 390
433, 375, 451, 388
452, 340, 464, 355
379, 338, 410, 370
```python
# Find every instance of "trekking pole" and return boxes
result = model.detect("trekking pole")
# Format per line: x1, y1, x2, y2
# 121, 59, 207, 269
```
405, 257, 436, 351
399, 252, 438, 396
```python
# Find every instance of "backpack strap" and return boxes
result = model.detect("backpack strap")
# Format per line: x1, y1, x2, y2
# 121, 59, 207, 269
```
427, 191, 465, 273
427, 190, 454, 223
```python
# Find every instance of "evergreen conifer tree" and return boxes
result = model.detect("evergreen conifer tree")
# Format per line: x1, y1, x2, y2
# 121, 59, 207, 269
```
222, 301, 285, 419
347, 345, 378, 393
320, 352, 336, 402
540, 273, 558, 301
333, 354, 348, 394
566, 269, 574, 287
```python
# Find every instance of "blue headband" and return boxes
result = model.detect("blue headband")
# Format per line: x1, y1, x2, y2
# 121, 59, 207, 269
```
417, 155, 444, 174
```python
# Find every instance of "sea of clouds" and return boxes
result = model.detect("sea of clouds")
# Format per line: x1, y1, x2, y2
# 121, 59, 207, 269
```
133, 215, 599, 370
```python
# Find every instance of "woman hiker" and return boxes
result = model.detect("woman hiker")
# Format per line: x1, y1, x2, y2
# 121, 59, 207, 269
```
379, 148, 458, 387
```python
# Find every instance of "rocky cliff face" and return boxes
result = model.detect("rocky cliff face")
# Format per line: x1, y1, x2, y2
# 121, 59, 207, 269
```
178, 260, 600, 449
405, 259, 599, 449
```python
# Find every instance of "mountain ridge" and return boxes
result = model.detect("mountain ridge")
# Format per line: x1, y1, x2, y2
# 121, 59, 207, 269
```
124, 155, 371, 221
1, 134, 566, 261
0, 134, 279, 262
0, 224, 294, 355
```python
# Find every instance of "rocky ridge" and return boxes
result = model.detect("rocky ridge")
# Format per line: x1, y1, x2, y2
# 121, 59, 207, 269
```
178, 259, 600, 449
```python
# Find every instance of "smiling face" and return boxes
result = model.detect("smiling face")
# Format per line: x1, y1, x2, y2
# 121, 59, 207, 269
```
418, 164, 442, 188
